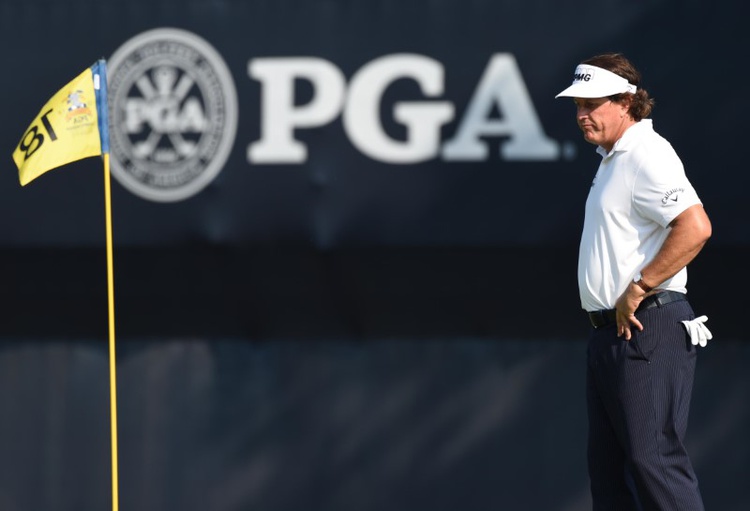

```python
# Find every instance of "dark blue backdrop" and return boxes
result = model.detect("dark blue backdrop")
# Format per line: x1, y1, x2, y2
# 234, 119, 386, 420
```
0, 1, 746, 510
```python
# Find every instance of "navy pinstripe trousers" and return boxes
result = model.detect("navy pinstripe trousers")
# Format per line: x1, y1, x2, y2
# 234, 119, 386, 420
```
586, 299, 705, 511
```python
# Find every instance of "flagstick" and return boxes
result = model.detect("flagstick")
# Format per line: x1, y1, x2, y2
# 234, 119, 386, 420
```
103, 152, 120, 511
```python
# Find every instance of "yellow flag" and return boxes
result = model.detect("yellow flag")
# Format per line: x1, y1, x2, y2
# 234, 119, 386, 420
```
12, 60, 109, 186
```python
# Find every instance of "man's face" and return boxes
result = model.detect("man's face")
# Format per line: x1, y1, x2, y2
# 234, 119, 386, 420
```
573, 97, 631, 151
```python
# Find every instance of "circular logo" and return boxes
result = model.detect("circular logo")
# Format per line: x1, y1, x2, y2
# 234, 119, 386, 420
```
108, 28, 238, 202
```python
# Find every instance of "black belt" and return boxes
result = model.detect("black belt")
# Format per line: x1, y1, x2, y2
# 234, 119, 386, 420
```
587, 291, 687, 329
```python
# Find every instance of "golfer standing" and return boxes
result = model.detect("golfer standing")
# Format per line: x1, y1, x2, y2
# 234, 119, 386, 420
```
556, 53, 712, 510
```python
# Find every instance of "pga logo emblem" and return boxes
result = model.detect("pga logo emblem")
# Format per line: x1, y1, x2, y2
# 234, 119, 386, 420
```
107, 28, 238, 202
109, 28, 561, 202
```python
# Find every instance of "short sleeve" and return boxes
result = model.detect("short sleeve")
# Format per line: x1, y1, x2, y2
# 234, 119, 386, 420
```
632, 147, 702, 227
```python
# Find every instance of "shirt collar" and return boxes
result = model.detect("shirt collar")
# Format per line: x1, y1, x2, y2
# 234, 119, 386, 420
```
596, 119, 653, 158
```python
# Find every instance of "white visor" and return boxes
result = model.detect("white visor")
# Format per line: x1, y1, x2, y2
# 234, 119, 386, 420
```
555, 64, 637, 99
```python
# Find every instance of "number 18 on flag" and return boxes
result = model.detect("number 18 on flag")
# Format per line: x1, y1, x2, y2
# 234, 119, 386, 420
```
12, 59, 109, 186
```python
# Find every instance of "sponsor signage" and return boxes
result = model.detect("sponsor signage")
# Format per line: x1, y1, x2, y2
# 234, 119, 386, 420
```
107, 28, 564, 202
5, 1, 731, 248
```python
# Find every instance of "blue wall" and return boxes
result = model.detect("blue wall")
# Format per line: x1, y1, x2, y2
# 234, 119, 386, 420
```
0, 1, 746, 510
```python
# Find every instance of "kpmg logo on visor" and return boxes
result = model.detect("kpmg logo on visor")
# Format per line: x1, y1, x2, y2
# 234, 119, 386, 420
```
108, 28, 238, 202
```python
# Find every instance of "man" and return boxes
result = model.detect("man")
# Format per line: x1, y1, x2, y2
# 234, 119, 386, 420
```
556, 53, 712, 510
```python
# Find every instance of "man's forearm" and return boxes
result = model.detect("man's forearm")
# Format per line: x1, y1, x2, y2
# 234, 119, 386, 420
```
639, 204, 712, 289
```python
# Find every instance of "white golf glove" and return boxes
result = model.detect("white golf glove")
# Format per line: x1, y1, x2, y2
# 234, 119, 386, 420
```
681, 315, 713, 347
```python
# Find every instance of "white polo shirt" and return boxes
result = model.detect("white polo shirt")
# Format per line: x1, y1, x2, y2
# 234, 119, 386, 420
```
578, 119, 702, 312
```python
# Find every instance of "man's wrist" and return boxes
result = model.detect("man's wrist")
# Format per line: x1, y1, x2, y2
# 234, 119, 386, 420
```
633, 272, 653, 293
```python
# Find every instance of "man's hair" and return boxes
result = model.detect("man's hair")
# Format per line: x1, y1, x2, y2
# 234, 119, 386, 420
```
582, 53, 655, 121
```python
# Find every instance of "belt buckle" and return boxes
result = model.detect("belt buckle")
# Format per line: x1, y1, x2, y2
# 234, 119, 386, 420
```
589, 310, 607, 328
589, 308, 617, 328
